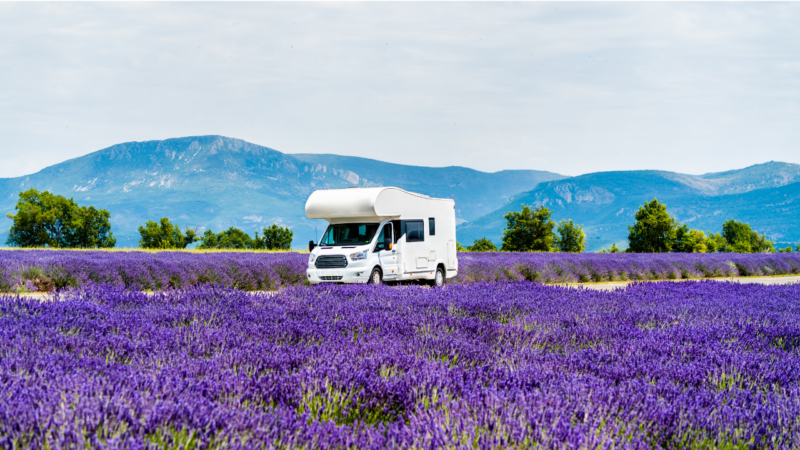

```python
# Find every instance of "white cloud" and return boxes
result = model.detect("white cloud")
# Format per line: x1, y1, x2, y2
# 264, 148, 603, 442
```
0, 2, 799, 178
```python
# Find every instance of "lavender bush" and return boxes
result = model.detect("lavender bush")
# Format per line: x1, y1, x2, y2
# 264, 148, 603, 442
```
1, 281, 798, 448
1, 250, 799, 292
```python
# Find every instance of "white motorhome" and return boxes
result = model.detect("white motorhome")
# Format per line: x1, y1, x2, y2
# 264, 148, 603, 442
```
305, 187, 458, 286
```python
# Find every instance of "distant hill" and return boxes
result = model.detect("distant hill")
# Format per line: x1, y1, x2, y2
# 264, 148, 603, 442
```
0, 135, 564, 248
457, 162, 800, 252
289, 153, 563, 222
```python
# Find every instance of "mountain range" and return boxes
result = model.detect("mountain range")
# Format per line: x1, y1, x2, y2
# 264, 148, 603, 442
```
457, 162, 800, 251
0, 136, 563, 248
1, 135, 797, 251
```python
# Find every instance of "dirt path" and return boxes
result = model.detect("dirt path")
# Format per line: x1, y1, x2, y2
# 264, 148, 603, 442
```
566, 275, 800, 291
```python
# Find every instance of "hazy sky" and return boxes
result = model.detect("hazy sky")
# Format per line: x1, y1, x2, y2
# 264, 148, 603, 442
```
1, 2, 799, 178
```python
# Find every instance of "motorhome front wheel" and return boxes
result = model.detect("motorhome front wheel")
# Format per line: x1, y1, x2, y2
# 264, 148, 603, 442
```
370, 268, 382, 285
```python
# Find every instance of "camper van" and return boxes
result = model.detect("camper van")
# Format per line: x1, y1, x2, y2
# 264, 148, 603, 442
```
305, 187, 458, 286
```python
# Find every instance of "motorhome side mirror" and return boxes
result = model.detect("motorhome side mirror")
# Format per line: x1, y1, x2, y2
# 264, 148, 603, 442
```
308, 240, 316, 252
384, 237, 392, 250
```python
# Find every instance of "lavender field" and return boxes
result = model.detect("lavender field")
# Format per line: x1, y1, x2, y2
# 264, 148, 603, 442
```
2, 250, 800, 292
1, 281, 798, 448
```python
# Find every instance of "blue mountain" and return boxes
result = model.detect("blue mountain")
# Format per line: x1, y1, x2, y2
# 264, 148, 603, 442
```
456, 162, 800, 251
0, 136, 565, 248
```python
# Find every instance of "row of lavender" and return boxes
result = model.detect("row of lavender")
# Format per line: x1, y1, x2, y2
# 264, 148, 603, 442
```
0, 250, 307, 292
1, 281, 798, 448
456, 251, 800, 283
2, 250, 800, 292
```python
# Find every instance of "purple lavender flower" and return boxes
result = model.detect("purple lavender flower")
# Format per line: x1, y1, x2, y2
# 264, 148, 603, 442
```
0, 280, 798, 448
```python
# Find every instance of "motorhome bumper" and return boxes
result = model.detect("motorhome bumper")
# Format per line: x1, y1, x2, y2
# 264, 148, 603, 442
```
307, 269, 371, 284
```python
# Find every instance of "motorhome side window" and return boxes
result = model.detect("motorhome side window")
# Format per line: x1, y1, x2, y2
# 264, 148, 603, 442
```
429, 218, 435, 236
392, 220, 402, 242
406, 220, 424, 242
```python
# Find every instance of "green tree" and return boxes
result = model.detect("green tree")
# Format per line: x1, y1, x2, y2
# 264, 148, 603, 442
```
626, 199, 677, 253
599, 243, 621, 253
6, 188, 115, 248
778, 246, 794, 253
749, 230, 775, 253
218, 227, 253, 249
467, 237, 498, 252
198, 227, 253, 249
673, 225, 707, 253
719, 220, 774, 253
721, 220, 753, 253
456, 241, 467, 252
500, 205, 556, 252
138, 218, 196, 249
555, 219, 585, 253
198, 229, 220, 249
706, 232, 727, 253
199, 224, 293, 250
256, 224, 294, 250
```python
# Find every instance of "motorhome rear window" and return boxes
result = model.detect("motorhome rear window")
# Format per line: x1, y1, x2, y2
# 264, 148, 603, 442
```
406, 221, 424, 242
320, 223, 379, 246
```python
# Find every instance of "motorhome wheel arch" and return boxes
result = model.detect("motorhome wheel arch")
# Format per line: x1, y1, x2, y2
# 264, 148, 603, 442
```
305, 187, 458, 285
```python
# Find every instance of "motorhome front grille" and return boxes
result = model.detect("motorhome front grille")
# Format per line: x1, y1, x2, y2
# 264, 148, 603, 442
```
315, 255, 348, 269
319, 276, 343, 281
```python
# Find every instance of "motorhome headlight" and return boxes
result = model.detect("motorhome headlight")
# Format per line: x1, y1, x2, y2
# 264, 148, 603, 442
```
349, 250, 368, 261
308, 254, 316, 263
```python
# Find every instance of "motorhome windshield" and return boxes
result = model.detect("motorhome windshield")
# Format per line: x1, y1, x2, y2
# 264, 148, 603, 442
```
319, 223, 380, 246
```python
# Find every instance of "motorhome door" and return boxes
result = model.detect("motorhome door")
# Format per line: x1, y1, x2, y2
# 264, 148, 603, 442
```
375, 223, 398, 279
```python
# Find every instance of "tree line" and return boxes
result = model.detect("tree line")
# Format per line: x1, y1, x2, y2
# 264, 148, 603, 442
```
138, 218, 292, 250
5, 188, 292, 250
620, 199, 779, 254
458, 206, 587, 253
5, 188, 795, 253
461, 198, 796, 254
